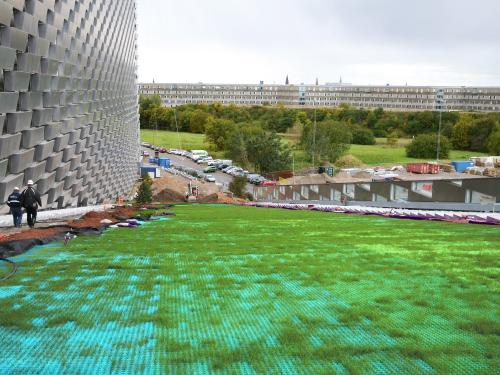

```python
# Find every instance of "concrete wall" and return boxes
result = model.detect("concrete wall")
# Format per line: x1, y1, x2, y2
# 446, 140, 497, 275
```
254, 178, 500, 210
0, 0, 139, 213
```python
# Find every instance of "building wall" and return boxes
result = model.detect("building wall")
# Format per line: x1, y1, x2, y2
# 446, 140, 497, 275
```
0, 0, 139, 213
139, 83, 500, 112
254, 178, 500, 205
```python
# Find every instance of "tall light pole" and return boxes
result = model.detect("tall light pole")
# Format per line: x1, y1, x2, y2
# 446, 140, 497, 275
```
436, 88, 444, 163
312, 100, 317, 169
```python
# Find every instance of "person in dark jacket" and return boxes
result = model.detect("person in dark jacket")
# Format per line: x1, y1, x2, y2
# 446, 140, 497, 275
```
20, 180, 42, 228
6, 187, 23, 228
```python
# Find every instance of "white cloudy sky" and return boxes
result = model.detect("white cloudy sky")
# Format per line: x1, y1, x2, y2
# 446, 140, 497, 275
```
137, 0, 500, 86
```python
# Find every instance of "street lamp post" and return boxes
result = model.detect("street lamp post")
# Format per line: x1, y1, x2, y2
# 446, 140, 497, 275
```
436, 110, 442, 162
436, 89, 444, 163
312, 101, 317, 170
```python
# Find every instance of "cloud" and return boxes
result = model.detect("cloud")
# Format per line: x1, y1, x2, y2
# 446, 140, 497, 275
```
137, 0, 500, 86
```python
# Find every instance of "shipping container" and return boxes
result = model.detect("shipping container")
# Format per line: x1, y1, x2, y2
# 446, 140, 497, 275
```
158, 158, 170, 168
140, 166, 160, 178
406, 163, 429, 174
427, 163, 440, 174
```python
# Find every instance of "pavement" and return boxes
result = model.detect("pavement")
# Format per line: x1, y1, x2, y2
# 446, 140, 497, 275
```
0, 205, 107, 229
142, 149, 255, 193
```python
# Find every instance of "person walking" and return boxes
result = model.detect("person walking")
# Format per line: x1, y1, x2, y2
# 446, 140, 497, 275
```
20, 180, 42, 228
6, 187, 23, 228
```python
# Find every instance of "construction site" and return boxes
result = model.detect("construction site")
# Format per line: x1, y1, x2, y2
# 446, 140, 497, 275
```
1, 201, 499, 374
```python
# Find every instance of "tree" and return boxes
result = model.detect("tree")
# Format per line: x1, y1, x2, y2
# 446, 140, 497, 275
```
451, 116, 473, 150
468, 117, 497, 152
334, 154, 363, 168
189, 109, 212, 133
139, 94, 161, 111
386, 131, 399, 147
373, 115, 400, 137
139, 95, 162, 129
246, 131, 292, 173
226, 125, 292, 173
301, 120, 352, 163
205, 118, 237, 151
136, 174, 153, 204
351, 126, 376, 145
229, 176, 247, 198
405, 133, 451, 159
487, 128, 500, 155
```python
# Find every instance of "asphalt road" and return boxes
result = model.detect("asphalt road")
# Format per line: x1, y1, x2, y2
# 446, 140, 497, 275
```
142, 148, 254, 193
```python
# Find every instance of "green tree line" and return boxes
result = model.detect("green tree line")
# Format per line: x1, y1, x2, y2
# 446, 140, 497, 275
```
140, 95, 500, 166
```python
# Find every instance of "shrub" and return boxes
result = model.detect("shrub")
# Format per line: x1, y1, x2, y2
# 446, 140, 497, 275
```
229, 176, 247, 198
351, 126, 376, 145
334, 154, 363, 168
487, 129, 500, 155
136, 174, 153, 204
405, 133, 451, 159
386, 131, 399, 147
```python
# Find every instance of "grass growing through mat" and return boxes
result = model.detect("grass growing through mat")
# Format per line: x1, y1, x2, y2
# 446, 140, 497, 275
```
1, 205, 499, 374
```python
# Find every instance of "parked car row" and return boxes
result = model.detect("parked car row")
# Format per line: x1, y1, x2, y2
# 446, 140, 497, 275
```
173, 165, 216, 183
164, 167, 197, 181
158, 147, 273, 186
141, 143, 167, 153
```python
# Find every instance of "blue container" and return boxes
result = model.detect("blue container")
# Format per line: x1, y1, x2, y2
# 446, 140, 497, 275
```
158, 158, 170, 168
451, 160, 474, 173
148, 157, 158, 164
140, 166, 157, 177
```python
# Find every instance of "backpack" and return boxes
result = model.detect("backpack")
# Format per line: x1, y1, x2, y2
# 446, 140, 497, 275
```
22, 188, 38, 209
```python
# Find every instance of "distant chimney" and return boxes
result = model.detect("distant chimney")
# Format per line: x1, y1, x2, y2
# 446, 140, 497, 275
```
285, 75, 289, 85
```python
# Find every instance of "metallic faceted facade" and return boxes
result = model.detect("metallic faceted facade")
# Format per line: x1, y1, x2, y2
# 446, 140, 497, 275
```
0, 0, 139, 213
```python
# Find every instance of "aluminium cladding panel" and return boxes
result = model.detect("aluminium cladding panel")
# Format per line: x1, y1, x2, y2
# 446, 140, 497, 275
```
0, 0, 139, 212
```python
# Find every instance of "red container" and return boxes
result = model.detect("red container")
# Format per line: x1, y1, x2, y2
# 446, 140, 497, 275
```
261, 181, 277, 187
427, 163, 439, 174
406, 163, 440, 174
406, 163, 429, 174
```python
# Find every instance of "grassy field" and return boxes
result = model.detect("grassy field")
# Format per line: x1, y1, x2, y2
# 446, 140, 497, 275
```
141, 130, 486, 169
141, 129, 208, 151
1, 205, 498, 373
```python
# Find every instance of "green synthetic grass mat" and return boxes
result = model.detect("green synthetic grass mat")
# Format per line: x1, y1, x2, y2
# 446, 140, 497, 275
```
1, 205, 499, 374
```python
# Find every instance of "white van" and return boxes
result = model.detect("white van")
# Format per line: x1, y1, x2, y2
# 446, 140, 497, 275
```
190, 150, 209, 158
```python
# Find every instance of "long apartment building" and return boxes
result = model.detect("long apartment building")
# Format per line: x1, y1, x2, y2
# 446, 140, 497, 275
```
139, 82, 500, 112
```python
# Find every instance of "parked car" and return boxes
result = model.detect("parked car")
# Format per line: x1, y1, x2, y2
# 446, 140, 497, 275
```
247, 173, 261, 182
254, 176, 266, 185
204, 166, 217, 173
204, 174, 216, 183
229, 167, 244, 176
159, 148, 167, 153
197, 156, 213, 164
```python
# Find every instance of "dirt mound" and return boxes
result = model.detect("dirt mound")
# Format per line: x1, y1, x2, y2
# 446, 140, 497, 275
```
196, 193, 219, 203
152, 173, 224, 203
154, 188, 186, 203
67, 206, 136, 228
1, 228, 63, 242
216, 193, 246, 204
